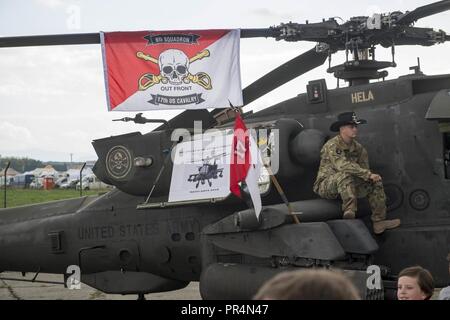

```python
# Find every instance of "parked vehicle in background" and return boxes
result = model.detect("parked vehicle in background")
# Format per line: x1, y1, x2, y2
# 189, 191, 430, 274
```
60, 179, 79, 189
29, 177, 43, 189
55, 176, 69, 188
76, 175, 112, 190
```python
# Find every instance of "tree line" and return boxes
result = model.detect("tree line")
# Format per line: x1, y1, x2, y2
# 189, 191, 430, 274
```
0, 156, 68, 172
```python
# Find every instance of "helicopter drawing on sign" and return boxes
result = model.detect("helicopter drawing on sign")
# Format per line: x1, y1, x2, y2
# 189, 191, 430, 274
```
188, 154, 225, 188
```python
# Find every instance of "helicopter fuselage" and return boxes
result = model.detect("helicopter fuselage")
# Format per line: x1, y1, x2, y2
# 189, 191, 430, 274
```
1, 72, 449, 298
252, 73, 450, 286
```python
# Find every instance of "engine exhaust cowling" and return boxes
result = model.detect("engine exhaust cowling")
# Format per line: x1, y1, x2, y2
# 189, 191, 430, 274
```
289, 128, 327, 167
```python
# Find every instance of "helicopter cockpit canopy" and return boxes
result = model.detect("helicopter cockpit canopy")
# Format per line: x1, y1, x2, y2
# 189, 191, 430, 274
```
425, 89, 450, 120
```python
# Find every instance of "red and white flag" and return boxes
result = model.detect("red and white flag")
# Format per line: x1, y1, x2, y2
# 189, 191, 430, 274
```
101, 29, 243, 111
230, 114, 262, 219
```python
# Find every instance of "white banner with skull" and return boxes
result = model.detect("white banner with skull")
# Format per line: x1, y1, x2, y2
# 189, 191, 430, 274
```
168, 131, 233, 203
101, 29, 243, 111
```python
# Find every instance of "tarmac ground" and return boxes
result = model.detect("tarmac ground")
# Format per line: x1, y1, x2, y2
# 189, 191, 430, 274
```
0, 272, 201, 300
0, 271, 444, 300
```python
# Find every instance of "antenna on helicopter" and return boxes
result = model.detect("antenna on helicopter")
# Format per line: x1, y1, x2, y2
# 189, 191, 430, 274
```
410, 57, 424, 75
113, 113, 171, 129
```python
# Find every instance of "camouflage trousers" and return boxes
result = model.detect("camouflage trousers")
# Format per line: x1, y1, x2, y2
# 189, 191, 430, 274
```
314, 172, 387, 222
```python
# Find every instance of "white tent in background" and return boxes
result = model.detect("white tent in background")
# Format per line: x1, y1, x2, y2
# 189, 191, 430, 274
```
0, 167, 20, 186
39, 165, 58, 177
0, 167, 20, 176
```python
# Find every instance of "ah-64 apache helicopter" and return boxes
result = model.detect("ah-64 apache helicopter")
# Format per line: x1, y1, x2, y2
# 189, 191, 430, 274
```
187, 154, 225, 189
1, 1, 450, 300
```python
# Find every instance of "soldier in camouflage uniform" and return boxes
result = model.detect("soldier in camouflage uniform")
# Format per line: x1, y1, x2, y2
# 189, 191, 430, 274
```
313, 112, 401, 234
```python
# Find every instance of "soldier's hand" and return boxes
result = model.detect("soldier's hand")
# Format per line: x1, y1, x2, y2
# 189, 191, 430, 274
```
369, 173, 382, 183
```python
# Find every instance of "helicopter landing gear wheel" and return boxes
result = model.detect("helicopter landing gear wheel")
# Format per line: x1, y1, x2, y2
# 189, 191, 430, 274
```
137, 293, 146, 300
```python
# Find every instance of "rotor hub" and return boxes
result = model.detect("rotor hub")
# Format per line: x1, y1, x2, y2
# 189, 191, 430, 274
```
327, 59, 394, 85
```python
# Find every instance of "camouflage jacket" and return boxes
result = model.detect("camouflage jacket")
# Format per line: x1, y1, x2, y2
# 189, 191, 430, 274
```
314, 135, 371, 188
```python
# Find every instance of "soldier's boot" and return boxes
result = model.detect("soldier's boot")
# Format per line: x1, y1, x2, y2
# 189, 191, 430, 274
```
343, 211, 356, 219
373, 219, 401, 234
341, 194, 358, 219
365, 181, 398, 234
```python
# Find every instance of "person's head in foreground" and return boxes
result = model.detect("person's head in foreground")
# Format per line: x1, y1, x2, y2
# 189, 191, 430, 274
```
397, 266, 434, 300
253, 269, 361, 300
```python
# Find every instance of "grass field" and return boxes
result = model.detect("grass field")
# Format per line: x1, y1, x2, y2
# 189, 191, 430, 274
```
0, 188, 111, 208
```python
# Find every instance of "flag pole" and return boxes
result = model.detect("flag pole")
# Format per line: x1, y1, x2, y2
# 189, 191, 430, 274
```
228, 105, 298, 223
144, 139, 179, 204
264, 164, 300, 224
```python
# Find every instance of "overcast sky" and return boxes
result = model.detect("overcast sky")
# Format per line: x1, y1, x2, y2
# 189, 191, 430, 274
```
1, 0, 450, 163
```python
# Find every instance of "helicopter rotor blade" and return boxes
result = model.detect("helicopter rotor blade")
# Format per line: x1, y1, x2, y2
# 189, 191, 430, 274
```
0, 29, 277, 48
0, 33, 100, 48
395, 0, 450, 25
242, 47, 328, 106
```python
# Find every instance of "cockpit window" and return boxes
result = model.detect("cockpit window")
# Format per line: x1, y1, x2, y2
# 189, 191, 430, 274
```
444, 131, 450, 179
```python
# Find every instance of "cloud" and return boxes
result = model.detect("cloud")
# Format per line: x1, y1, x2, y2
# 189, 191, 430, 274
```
34, 0, 64, 9
0, 120, 98, 162
249, 8, 278, 19
3, 0, 450, 163
0, 46, 103, 102
365, 5, 383, 16
247, 7, 298, 21
0, 121, 37, 151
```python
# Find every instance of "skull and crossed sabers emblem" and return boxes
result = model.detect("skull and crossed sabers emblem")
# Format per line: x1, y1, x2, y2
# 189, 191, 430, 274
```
109, 149, 129, 172
136, 49, 212, 90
